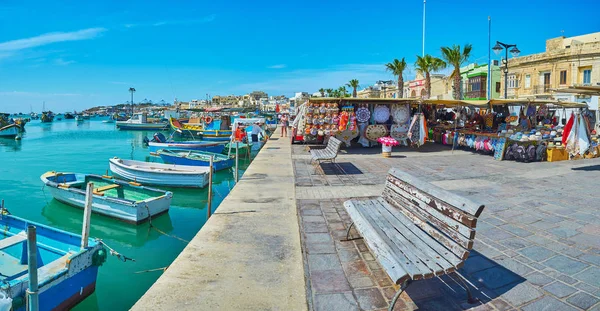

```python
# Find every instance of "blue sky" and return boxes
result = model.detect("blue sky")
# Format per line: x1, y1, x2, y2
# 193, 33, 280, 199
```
0, 0, 598, 112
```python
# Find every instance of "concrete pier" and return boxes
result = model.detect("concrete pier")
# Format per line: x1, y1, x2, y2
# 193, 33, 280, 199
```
132, 130, 307, 310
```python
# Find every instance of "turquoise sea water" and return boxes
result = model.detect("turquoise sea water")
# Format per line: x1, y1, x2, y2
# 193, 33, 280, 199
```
0, 118, 249, 310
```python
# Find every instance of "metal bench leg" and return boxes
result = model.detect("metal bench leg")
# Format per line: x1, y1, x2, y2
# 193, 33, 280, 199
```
452, 272, 478, 304
388, 280, 411, 311
341, 222, 363, 242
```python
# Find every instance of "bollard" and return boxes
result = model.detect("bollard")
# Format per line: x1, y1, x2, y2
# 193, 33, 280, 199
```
27, 225, 39, 311
81, 182, 93, 249
235, 142, 239, 183
207, 156, 213, 219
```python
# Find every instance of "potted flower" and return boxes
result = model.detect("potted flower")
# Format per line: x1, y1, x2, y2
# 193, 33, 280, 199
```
377, 136, 399, 158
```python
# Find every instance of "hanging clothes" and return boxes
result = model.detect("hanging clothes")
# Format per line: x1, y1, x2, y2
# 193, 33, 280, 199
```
562, 112, 575, 145
577, 114, 591, 156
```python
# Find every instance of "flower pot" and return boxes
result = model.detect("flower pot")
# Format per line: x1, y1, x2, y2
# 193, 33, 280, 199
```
382, 144, 392, 158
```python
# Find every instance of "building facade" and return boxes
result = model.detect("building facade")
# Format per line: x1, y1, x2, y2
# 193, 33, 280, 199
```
503, 32, 600, 108
460, 61, 502, 100
403, 73, 449, 99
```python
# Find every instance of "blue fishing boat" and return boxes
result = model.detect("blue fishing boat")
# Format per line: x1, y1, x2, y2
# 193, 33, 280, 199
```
145, 133, 226, 153
157, 149, 234, 171
0, 213, 106, 311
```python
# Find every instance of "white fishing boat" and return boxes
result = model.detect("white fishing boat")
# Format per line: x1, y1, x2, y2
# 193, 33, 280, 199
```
116, 113, 168, 131
109, 157, 209, 188
41, 171, 172, 224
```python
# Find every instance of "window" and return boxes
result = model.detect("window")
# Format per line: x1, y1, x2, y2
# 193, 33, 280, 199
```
525, 75, 531, 88
560, 71, 567, 85
507, 75, 519, 88
496, 82, 501, 92
583, 69, 591, 84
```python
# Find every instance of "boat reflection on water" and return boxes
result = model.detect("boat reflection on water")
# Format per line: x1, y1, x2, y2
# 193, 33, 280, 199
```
41, 198, 174, 248
0, 137, 22, 151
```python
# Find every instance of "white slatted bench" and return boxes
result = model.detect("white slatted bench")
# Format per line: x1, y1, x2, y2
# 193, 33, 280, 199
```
343, 168, 485, 311
309, 137, 342, 164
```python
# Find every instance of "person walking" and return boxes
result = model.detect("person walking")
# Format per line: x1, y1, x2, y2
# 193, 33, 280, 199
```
280, 114, 288, 137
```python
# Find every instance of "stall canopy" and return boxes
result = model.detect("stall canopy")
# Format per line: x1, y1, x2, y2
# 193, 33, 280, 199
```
553, 86, 600, 96
308, 97, 586, 108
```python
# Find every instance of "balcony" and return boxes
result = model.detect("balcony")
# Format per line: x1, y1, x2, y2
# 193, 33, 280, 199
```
534, 84, 552, 94
465, 90, 486, 100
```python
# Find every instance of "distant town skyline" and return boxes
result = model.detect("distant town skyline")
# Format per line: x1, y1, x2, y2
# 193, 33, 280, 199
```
1, 0, 598, 112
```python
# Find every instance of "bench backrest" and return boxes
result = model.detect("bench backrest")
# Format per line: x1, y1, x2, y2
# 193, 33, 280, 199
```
326, 137, 342, 152
381, 168, 485, 260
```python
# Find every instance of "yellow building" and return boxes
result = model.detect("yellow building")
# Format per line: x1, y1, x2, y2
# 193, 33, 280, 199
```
503, 32, 600, 107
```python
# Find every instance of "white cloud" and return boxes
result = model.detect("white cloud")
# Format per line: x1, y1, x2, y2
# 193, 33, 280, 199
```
267, 64, 286, 69
54, 58, 75, 66
0, 28, 107, 52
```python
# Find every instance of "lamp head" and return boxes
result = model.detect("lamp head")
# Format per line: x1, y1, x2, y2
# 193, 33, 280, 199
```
510, 46, 520, 57
492, 42, 503, 55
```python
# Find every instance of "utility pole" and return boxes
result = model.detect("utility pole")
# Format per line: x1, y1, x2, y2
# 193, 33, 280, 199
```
422, 0, 426, 56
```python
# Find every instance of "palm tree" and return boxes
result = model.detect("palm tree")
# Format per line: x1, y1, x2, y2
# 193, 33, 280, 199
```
385, 58, 407, 98
318, 88, 326, 97
325, 88, 334, 97
414, 55, 446, 99
440, 44, 472, 99
338, 86, 348, 97
346, 79, 360, 98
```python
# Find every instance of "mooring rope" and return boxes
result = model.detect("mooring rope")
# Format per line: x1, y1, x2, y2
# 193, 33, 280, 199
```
144, 204, 189, 243
134, 266, 169, 274
97, 239, 136, 262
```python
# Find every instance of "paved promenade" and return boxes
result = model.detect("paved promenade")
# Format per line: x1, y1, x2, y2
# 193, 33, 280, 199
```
294, 143, 600, 311
132, 130, 307, 310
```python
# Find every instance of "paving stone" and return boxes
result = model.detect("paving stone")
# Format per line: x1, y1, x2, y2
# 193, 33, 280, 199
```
569, 233, 600, 249
311, 270, 351, 293
574, 267, 600, 288
547, 227, 580, 239
354, 288, 387, 310
479, 227, 516, 240
348, 276, 375, 289
307, 242, 337, 254
314, 292, 359, 311
494, 282, 543, 307
308, 254, 343, 272
499, 237, 532, 250
306, 232, 333, 244
521, 296, 579, 311
574, 281, 599, 294
337, 247, 361, 263
371, 269, 393, 287
471, 266, 522, 290
543, 255, 589, 275
566, 291, 600, 310
542, 281, 577, 298
301, 208, 323, 216
462, 255, 497, 275
578, 253, 600, 266
519, 246, 557, 262
343, 260, 371, 278
303, 215, 326, 223
525, 272, 554, 286
556, 274, 578, 285
493, 256, 534, 277
490, 298, 513, 311
500, 224, 533, 237
304, 221, 330, 233
528, 262, 546, 271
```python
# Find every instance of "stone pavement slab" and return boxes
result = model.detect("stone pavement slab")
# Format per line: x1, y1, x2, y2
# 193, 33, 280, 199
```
294, 142, 600, 311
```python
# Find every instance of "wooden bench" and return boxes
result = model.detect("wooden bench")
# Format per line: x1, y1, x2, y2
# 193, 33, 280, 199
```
343, 168, 485, 310
309, 137, 342, 164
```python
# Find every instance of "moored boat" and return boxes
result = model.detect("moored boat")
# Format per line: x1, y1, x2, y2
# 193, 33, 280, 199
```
224, 142, 253, 157
0, 124, 21, 138
147, 141, 226, 153
157, 149, 234, 171
40, 111, 54, 123
169, 117, 232, 141
40, 171, 172, 224
109, 157, 209, 188
0, 213, 106, 311
116, 113, 168, 131
75, 115, 84, 123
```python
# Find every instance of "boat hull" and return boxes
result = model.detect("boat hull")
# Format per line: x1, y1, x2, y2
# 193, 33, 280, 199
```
41, 173, 172, 224
0, 215, 105, 311
109, 159, 209, 188
148, 142, 225, 153
116, 122, 168, 130
0, 124, 20, 138
159, 153, 234, 171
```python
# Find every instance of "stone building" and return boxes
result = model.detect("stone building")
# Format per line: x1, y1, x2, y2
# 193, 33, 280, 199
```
460, 61, 502, 100
503, 32, 600, 108
403, 73, 449, 99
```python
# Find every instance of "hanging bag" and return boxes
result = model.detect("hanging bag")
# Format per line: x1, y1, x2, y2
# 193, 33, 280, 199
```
561, 108, 567, 126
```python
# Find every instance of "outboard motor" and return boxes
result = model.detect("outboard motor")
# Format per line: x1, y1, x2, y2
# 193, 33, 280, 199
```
153, 132, 167, 143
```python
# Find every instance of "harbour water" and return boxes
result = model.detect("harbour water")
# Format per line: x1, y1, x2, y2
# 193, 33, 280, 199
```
0, 118, 249, 310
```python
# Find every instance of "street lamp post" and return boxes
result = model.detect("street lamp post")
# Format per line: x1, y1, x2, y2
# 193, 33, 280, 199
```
492, 41, 520, 99
128, 87, 136, 116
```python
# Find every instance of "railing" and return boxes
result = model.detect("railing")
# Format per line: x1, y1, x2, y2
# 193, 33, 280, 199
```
534, 84, 551, 94
465, 90, 486, 99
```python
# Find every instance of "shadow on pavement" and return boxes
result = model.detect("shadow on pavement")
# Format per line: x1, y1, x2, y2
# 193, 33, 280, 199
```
571, 164, 600, 171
